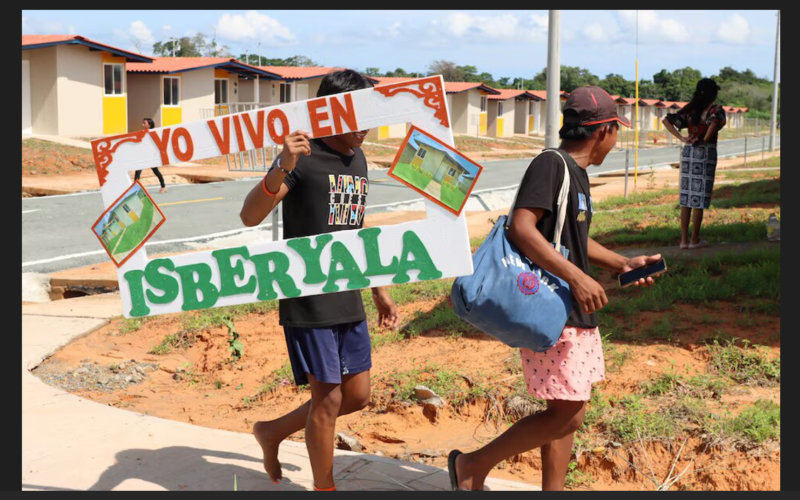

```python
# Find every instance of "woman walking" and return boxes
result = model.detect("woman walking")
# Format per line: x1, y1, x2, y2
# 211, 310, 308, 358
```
663, 78, 726, 249
134, 118, 167, 193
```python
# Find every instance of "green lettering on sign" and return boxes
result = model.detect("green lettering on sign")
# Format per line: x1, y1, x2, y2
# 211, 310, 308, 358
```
212, 247, 257, 297
123, 269, 151, 317
144, 258, 179, 305
286, 234, 333, 284
323, 241, 371, 293
393, 231, 443, 284
358, 227, 398, 277
176, 263, 220, 311
250, 251, 302, 300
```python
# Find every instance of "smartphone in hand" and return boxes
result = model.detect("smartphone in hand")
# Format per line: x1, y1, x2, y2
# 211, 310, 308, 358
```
618, 258, 667, 288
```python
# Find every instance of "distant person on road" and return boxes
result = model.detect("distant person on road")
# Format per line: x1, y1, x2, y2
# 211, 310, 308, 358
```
134, 118, 167, 193
663, 78, 726, 250
447, 87, 661, 491
239, 69, 399, 492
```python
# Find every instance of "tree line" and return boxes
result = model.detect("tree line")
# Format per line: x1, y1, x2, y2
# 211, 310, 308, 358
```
148, 34, 777, 118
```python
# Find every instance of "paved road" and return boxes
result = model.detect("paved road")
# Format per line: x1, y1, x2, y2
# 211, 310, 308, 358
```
22, 136, 778, 274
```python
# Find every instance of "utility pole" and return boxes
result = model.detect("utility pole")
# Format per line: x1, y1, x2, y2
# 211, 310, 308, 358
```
546, 10, 561, 150
769, 10, 780, 151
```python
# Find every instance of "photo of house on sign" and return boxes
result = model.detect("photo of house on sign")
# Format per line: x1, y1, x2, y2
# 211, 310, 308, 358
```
389, 125, 483, 216
91, 181, 166, 267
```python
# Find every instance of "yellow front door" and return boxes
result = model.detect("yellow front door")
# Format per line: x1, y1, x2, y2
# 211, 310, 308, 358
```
378, 126, 389, 140
479, 113, 487, 135
102, 54, 127, 135
528, 115, 534, 134
129, 210, 139, 222
496, 118, 504, 137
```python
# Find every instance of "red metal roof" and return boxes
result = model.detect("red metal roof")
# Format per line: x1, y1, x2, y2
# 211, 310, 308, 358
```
258, 66, 344, 81
372, 76, 419, 85
128, 57, 275, 77
443, 82, 500, 94
639, 99, 661, 106
22, 34, 153, 62
527, 90, 570, 100
487, 89, 533, 100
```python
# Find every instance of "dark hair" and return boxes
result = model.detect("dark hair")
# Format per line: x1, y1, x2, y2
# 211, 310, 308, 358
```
142, 118, 155, 129
317, 69, 373, 97
559, 115, 618, 140
681, 78, 720, 120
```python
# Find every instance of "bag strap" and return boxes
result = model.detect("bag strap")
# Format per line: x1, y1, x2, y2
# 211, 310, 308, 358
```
506, 149, 571, 251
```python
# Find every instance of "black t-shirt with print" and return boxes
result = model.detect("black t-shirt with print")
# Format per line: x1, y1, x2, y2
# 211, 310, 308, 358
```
512, 149, 596, 329
276, 138, 369, 328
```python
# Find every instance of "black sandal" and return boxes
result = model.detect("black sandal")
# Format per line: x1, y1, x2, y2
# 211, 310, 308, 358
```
448, 449, 467, 491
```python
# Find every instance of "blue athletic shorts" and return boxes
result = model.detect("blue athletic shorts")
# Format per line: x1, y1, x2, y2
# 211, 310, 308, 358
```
283, 320, 372, 386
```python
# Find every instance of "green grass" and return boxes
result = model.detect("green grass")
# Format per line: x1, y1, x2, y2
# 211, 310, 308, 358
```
150, 333, 183, 355
711, 179, 780, 208
118, 317, 149, 334
604, 395, 679, 443
711, 399, 780, 447
598, 248, 781, 336
391, 161, 433, 190
719, 169, 780, 181
384, 364, 490, 408
590, 176, 780, 247
706, 338, 780, 386
401, 300, 478, 338
565, 461, 595, 489
112, 200, 156, 255
441, 183, 468, 211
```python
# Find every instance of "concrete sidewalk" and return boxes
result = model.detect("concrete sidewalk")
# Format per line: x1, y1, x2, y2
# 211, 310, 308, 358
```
22, 293, 538, 491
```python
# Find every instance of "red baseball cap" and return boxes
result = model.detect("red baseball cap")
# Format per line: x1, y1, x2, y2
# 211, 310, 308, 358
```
563, 86, 631, 128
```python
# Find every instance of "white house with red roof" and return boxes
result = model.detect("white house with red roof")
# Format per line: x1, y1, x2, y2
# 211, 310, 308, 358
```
486, 89, 539, 138
22, 35, 153, 137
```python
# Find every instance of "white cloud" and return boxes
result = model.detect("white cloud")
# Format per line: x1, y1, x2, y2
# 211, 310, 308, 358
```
617, 10, 690, 43
435, 12, 548, 43
216, 11, 294, 45
583, 23, 611, 42
716, 14, 751, 44
22, 16, 76, 35
129, 21, 154, 46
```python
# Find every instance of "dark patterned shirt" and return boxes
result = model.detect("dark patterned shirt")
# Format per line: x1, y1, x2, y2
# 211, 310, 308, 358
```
666, 103, 727, 144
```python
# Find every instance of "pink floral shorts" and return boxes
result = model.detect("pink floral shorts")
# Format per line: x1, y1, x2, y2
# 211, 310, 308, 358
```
520, 326, 605, 401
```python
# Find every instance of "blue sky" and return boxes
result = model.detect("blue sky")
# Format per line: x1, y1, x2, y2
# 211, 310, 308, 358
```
22, 10, 780, 82
409, 132, 480, 177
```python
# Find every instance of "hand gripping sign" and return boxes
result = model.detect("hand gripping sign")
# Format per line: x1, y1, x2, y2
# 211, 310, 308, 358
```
91, 76, 473, 318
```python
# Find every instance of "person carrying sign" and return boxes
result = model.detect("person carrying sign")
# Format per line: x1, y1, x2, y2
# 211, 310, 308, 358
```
240, 69, 399, 491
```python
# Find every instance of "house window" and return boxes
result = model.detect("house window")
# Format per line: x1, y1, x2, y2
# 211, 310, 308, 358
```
279, 83, 292, 103
163, 77, 180, 106
417, 148, 427, 159
448, 167, 457, 176
529, 102, 535, 114
215, 79, 228, 105
498, 102, 504, 116
480, 96, 487, 113
103, 63, 124, 96
122, 204, 130, 213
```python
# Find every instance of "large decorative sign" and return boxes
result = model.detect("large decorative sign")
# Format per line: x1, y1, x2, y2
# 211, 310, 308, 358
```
388, 125, 483, 216
91, 75, 473, 318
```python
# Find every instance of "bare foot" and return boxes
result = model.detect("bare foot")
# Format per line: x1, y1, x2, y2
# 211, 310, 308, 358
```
455, 452, 485, 491
253, 421, 283, 484
159, 187, 167, 194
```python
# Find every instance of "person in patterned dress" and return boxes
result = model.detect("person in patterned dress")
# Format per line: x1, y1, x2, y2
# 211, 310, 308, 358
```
663, 78, 726, 250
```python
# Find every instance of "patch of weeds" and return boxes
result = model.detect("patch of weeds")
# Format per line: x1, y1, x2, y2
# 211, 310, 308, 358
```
685, 374, 729, 400
387, 365, 490, 408
118, 317, 149, 334
601, 333, 632, 373
150, 332, 195, 355
604, 395, 678, 443
639, 371, 682, 397
565, 461, 595, 489
214, 380, 223, 390
254, 362, 294, 397
223, 317, 244, 362
710, 399, 780, 449
707, 338, 780, 386
402, 300, 477, 338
